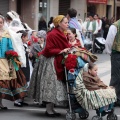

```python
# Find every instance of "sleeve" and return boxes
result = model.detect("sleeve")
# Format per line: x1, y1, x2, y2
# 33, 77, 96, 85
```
93, 21, 98, 34
105, 25, 117, 54
8, 38, 14, 50
98, 20, 102, 31
69, 21, 75, 29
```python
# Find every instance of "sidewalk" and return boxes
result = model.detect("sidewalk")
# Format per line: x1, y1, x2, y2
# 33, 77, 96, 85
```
96, 53, 111, 86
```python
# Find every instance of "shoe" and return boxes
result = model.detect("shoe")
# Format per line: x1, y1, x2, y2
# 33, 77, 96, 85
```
20, 102, 29, 106
14, 102, 23, 107
45, 111, 56, 117
114, 101, 120, 107
0, 106, 8, 110
53, 111, 61, 116
54, 112, 61, 116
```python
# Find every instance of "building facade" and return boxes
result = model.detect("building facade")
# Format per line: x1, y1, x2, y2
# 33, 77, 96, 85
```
0, 0, 118, 30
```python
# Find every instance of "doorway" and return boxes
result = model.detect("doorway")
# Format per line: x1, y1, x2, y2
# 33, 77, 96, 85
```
17, 0, 22, 16
116, 7, 120, 20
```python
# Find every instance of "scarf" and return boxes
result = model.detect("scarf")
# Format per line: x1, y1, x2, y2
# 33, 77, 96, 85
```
42, 28, 70, 80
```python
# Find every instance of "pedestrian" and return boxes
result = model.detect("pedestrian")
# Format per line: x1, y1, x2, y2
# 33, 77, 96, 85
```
66, 8, 84, 47
105, 19, 120, 106
94, 14, 102, 37
48, 17, 54, 30
28, 15, 70, 117
0, 15, 27, 109
85, 13, 99, 35
38, 16, 47, 31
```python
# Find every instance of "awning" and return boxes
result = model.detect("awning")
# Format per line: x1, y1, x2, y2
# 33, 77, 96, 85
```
87, 0, 107, 4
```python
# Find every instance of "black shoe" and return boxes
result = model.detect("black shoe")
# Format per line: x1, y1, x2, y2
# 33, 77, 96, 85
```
20, 102, 29, 106
54, 112, 61, 116
45, 111, 56, 117
0, 106, 8, 110
114, 101, 120, 107
14, 102, 23, 107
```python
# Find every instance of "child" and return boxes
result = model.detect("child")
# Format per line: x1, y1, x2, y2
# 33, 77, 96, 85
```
14, 30, 33, 107
67, 28, 81, 48
83, 62, 108, 91
31, 30, 38, 44
83, 62, 116, 116
30, 30, 46, 67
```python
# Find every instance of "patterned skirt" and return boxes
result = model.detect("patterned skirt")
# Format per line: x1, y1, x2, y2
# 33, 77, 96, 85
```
0, 59, 27, 101
28, 55, 67, 105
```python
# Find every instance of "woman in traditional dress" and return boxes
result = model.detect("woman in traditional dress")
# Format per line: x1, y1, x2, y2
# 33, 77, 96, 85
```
0, 15, 27, 109
28, 15, 70, 117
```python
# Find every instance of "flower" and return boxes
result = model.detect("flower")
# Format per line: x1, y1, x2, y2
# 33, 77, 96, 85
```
6, 50, 21, 71
31, 36, 38, 43
38, 52, 42, 57
6, 50, 18, 60
27, 41, 31, 46
69, 69, 75, 73
65, 54, 77, 70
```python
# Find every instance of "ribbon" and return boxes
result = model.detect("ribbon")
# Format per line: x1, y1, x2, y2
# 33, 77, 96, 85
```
11, 58, 22, 71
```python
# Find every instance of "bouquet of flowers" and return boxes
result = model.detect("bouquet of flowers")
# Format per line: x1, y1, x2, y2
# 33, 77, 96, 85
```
5, 50, 20, 71
38, 52, 42, 57
64, 54, 77, 70
6, 50, 18, 60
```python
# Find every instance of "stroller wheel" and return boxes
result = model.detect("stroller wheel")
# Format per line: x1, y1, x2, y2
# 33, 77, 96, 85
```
79, 110, 89, 119
97, 50, 103, 54
107, 114, 118, 120
92, 115, 103, 120
66, 111, 76, 120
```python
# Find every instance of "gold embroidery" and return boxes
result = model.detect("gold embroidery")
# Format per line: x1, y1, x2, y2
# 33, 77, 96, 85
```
2, 30, 10, 38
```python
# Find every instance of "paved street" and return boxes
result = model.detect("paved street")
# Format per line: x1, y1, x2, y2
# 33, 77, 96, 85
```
1, 53, 120, 120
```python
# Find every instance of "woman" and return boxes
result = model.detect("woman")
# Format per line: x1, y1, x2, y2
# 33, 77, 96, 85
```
28, 15, 70, 117
38, 16, 47, 31
0, 15, 27, 109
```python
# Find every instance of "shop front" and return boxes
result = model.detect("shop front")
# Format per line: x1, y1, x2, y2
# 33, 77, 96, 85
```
87, 0, 108, 18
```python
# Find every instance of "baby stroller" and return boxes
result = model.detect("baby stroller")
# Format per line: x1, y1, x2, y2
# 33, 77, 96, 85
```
64, 66, 89, 120
94, 37, 106, 54
63, 50, 89, 120
74, 65, 118, 120
84, 31, 93, 52
64, 49, 117, 120
84, 32, 105, 54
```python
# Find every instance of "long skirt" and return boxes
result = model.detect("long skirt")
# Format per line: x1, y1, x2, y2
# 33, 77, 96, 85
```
110, 53, 120, 100
28, 55, 67, 105
0, 59, 27, 101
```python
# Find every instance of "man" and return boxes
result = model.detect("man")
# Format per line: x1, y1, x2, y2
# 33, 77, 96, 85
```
66, 8, 84, 47
85, 13, 98, 35
105, 19, 120, 106
94, 14, 102, 37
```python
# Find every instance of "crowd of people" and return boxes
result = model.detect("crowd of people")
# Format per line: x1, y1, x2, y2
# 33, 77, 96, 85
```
0, 8, 119, 119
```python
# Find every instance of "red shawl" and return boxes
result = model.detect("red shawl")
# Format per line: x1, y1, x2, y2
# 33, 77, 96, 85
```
42, 28, 70, 80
